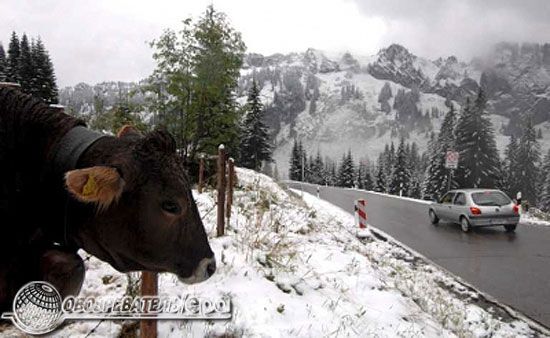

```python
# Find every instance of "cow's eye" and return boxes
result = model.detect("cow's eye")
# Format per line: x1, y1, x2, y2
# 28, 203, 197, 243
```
161, 201, 181, 214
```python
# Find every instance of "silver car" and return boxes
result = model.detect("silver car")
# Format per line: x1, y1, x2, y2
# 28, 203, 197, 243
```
428, 189, 520, 232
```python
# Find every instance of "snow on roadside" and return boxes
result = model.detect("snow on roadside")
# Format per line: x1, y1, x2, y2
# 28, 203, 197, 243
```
294, 188, 548, 338
520, 208, 550, 227
1, 168, 546, 337
350, 187, 433, 205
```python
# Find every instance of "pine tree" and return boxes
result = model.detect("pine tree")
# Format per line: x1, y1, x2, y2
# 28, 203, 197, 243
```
309, 150, 325, 184
455, 91, 502, 188
389, 137, 411, 196
516, 117, 540, 204
407, 142, 422, 198
6, 32, 20, 83
374, 155, 387, 193
357, 161, 373, 190
289, 139, 302, 181
422, 105, 458, 198
382, 142, 396, 190
240, 79, 272, 170
32, 38, 58, 103
337, 150, 355, 188
18, 34, 35, 93
0, 43, 6, 81
503, 134, 519, 196
539, 150, 550, 212
423, 132, 441, 199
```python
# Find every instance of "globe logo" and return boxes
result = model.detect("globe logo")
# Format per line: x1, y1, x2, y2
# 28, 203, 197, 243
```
9, 281, 64, 334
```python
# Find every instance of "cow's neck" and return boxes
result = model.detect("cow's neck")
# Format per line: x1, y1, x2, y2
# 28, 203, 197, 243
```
44, 127, 108, 250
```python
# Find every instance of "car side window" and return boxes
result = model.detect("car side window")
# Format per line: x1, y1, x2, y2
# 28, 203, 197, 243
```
454, 193, 466, 205
440, 193, 455, 204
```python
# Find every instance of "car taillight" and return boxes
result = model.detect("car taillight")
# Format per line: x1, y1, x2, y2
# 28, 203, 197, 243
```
470, 207, 481, 215
513, 204, 519, 214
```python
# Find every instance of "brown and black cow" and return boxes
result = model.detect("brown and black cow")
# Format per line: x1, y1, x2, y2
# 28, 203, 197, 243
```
0, 86, 215, 312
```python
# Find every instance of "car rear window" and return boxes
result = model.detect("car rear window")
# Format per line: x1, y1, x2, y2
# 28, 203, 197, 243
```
471, 191, 511, 206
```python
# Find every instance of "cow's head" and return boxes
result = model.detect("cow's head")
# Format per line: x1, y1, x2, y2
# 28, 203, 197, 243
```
64, 126, 215, 284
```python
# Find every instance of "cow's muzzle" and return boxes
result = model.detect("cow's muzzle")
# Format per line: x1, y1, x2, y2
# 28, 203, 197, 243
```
179, 257, 216, 284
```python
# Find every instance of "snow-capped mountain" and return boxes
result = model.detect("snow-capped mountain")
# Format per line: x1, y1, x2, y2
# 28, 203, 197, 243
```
60, 43, 550, 178
237, 43, 550, 177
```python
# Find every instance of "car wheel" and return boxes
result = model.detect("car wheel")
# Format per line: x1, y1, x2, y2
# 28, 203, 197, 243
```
460, 217, 471, 233
504, 224, 517, 233
429, 209, 439, 225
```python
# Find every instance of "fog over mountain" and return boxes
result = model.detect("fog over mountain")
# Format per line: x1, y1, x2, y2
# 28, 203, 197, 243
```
2, 0, 549, 87
60, 42, 550, 176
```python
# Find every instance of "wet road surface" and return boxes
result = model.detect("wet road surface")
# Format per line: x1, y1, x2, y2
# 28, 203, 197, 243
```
288, 183, 550, 328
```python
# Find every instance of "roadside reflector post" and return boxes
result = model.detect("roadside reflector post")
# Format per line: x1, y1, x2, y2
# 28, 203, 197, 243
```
140, 271, 158, 338
355, 199, 369, 238
217, 145, 226, 237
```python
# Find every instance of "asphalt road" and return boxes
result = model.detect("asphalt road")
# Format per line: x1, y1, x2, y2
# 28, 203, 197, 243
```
288, 182, 550, 328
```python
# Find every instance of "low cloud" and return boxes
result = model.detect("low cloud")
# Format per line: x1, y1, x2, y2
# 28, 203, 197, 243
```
351, 0, 550, 60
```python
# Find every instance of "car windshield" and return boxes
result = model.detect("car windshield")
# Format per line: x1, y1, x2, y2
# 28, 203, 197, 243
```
471, 191, 511, 206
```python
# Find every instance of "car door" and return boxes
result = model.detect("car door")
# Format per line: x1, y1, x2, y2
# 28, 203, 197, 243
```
451, 192, 467, 224
437, 192, 456, 221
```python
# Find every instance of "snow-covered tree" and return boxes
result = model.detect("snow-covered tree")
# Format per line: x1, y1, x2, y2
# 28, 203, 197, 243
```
18, 34, 34, 94
308, 150, 325, 185
503, 134, 520, 196
538, 149, 550, 211
6, 32, 20, 83
31, 38, 58, 103
374, 155, 387, 193
454, 91, 502, 188
515, 117, 540, 204
337, 150, 355, 188
289, 139, 302, 181
389, 137, 411, 196
356, 161, 373, 190
0, 43, 6, 81
240, 79, 272, 171
422, 105, 458, 198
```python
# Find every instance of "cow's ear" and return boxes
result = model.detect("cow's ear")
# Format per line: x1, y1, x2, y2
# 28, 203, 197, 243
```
65, 166, 125, 211
117, 125, 141, 138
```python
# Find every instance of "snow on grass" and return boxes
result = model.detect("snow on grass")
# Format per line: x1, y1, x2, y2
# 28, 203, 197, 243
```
520, 208, 550, 227
2, 169, 546, 337
295, 187, 548, 338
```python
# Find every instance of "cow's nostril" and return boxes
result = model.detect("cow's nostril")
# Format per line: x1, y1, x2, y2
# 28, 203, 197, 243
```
206, 259, 216, 277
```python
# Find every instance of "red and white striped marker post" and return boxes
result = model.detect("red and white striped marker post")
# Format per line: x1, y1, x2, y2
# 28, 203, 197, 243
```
355, 199, 368, 229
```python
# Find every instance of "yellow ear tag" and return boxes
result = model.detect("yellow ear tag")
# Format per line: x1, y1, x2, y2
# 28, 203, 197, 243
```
82, 175, 98, 197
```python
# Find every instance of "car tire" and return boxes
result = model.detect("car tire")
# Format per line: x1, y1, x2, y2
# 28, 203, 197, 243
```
504, 224, 517, 233
429, 209, 439, 225
460, 217, 471, 233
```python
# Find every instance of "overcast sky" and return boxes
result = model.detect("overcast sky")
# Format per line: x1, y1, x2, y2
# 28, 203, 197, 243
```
2, 0, 549, 87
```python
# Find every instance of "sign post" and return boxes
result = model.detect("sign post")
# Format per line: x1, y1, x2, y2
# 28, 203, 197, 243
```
445, 151, 459, 191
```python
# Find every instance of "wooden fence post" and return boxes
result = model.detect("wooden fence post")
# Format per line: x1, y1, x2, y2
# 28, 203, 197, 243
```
198, 155, 205, 194
140, 271, 158, 338
217, 145, 226, 237
226, 158, 235, 222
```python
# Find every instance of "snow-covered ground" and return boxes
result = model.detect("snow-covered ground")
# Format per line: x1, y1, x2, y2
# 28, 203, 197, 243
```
1, 169, 547, 337
520, 208, 550, 227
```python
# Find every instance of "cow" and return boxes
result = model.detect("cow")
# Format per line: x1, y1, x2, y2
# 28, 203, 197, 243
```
0, 86, 215, 312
